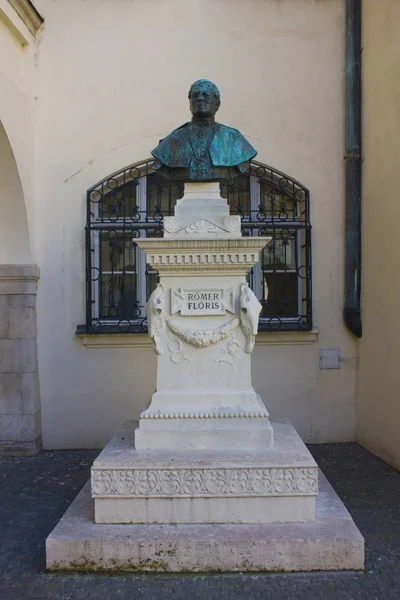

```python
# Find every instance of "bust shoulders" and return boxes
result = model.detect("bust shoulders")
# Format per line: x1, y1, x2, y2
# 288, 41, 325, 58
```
209, 124, 256, 167
151, 121, 256, 170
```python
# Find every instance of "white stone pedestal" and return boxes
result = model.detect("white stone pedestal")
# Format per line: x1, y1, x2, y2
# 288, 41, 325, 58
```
134, 238, 273, 450
135, 182, 273, 451
45, 181, 364, 571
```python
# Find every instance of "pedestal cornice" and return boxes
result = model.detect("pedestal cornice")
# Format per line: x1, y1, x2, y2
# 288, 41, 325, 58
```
135, 237, 269, 275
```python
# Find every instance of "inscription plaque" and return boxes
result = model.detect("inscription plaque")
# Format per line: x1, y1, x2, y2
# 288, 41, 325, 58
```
171, 288, 235, 316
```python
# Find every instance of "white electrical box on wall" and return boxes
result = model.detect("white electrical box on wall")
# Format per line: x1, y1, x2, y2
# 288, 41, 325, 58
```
319, 348, 341, 369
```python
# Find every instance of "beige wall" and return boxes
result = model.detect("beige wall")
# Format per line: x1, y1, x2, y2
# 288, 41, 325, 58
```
357, 0, 400, 470
30, 0, 357, 449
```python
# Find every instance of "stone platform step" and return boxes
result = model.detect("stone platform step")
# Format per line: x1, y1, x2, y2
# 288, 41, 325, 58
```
91, 421, 316, 524
46, 471, 364, 572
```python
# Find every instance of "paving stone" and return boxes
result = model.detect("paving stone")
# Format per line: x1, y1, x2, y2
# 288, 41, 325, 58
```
0, 443, 399, 599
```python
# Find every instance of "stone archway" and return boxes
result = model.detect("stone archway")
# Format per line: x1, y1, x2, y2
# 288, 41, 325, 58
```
0, 121, 41, 455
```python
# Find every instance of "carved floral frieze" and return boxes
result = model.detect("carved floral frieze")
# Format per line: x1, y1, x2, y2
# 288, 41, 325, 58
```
166, 317, 239, 348
92, 467, 318, 498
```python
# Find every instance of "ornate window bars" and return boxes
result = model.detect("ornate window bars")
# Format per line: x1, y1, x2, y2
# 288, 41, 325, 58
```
81, 159, 312, 334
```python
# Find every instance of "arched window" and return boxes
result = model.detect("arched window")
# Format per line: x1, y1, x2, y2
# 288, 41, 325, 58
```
81, 159, 312, 334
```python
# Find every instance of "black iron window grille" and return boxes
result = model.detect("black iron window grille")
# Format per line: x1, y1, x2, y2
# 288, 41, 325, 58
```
80, 159, 312, 334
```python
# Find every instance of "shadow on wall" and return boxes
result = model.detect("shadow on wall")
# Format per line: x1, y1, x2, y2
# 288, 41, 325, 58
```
0, 120, 31, 264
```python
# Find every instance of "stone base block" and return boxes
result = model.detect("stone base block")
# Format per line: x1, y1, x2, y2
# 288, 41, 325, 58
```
46, 471, 364, 572
91, 421, 317, 524
0, 437, 42, 456
163, 182, 242, 239
95, 495, 314, 525
134, 422, 273, 451
136, 392, 273, 450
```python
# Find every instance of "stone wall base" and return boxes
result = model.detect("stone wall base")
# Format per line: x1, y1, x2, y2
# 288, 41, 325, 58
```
0, 265, 41, 456
0, 437, 42, 456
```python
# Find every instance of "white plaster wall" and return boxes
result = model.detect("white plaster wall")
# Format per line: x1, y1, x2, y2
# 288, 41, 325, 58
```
0, 12, 22, 84
357, 0, 400, 470
32, 0, 357, 448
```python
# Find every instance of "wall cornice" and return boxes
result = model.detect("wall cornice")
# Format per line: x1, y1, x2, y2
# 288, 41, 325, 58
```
7, 0, 43, 35
77, 329, 319, 349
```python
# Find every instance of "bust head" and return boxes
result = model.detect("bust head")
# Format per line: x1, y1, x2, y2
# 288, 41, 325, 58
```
188, 79, 221, 120
151, 78, 257, 181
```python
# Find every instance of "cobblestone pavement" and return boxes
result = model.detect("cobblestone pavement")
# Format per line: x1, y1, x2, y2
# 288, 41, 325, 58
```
0, 443, 399, 600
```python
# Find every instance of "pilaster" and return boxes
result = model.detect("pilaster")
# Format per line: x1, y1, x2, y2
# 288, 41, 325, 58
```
0, 264, 41, 455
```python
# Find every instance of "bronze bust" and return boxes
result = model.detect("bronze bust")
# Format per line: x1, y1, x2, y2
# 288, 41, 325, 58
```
151, 80, 257, 181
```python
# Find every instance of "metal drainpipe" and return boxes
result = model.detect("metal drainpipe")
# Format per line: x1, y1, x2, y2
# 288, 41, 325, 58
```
344, 0, 362, 337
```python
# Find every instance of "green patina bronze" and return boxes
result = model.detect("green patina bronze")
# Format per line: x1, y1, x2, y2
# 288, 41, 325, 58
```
151, 80, 257, 181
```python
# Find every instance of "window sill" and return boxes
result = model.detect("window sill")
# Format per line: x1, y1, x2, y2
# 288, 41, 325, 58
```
255, 329, 319, 345
77, 329, 319, 349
